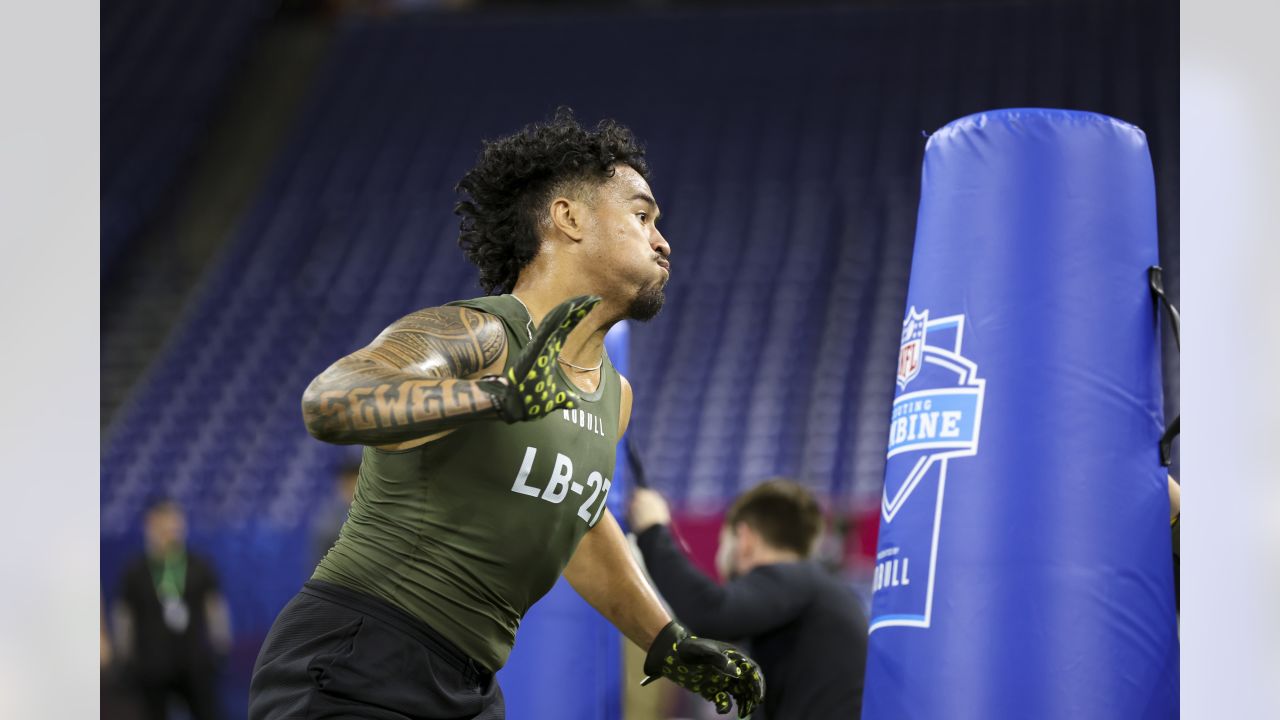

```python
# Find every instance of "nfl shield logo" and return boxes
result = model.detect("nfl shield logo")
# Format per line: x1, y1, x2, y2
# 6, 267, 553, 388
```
897, 307, 928, 388
874, 306, 985, 632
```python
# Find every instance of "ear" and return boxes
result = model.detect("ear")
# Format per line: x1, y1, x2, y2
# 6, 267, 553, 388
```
715, 525, 736, 580
549, 196, 588, 242
734, 521, 758, 559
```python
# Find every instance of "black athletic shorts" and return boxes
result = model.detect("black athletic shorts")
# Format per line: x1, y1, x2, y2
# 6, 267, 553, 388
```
249, 580, 505, 720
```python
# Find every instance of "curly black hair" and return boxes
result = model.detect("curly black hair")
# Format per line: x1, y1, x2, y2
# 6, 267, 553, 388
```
454, 107, 650, 295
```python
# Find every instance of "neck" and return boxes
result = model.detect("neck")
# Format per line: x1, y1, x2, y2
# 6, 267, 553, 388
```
147, 542, 180, 559
741, 547, 803, 573
510, 275, 622, 367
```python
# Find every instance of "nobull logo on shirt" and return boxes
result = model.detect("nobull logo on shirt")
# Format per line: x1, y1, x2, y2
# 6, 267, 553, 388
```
560, 408, 607, 437
870, 306, 986, 633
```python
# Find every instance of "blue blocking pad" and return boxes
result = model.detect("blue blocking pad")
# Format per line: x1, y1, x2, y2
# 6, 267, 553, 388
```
862, 109, 1178, 720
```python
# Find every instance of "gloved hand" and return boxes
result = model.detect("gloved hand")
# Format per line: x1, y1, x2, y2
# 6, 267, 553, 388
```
478, 294, 600, 423
642, 620, 765, 718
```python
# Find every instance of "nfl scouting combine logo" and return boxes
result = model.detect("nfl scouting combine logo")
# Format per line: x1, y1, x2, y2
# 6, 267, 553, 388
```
869, 306, 986, 632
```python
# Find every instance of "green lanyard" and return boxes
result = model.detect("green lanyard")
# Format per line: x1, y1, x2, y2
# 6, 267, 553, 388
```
149, 551, 187, 601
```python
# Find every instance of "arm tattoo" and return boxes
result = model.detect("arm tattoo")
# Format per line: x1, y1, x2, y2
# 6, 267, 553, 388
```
301, 306, 508, 445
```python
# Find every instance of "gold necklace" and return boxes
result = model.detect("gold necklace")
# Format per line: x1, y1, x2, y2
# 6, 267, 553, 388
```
510, 294, 602, 372
557, 354, 603, 372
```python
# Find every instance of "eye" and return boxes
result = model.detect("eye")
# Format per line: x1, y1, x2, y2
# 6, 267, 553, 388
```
637, 212, 648, 224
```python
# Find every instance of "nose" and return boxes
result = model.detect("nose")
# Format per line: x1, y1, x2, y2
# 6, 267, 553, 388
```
652, 227, 671, 258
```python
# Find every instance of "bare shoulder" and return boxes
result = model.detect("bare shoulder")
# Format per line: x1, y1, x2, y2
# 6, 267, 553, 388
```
364, 304, 508, 379
618, 374, 633, 436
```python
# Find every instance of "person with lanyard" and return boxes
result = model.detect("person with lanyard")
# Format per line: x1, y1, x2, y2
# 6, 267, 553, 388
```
113, 498, 232, 720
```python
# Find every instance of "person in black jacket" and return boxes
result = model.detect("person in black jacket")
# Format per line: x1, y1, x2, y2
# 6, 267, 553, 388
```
112, 499, 231, 720
629, 478, 868, 719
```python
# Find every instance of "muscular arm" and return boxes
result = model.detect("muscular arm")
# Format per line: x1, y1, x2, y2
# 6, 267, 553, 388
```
301, 306, 508, 446
564, 509, 672, 650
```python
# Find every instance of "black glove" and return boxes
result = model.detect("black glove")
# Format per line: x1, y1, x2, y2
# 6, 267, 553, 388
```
642, 620, 765, 718
477, 294, 600, 423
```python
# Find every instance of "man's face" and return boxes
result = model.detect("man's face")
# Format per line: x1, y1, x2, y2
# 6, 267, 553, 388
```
145, 505, 186, 553
584, 164, 671, 320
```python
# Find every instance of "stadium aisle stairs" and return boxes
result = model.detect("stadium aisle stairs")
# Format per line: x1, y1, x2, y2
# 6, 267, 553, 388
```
102, 17, 332, 434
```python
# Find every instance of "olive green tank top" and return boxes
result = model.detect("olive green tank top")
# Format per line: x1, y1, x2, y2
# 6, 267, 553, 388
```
312, 294, 621, 671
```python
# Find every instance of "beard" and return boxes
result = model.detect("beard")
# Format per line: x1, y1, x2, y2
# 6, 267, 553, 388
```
626, 282, 666, 321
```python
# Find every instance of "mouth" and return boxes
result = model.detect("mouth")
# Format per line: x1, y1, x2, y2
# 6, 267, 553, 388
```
656, 259, 670, 272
